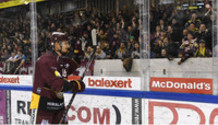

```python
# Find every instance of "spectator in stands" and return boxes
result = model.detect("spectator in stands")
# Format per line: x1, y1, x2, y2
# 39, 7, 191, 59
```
1, 49, 10, 62
126, 25, 137, 41
160, 48, 167, 58
166, 25, 179, 42
159, 19, 167, 31
4, 51, 17, 73
196, 23, 212, 49
115, 42, 129, 59
0, 2, 214, 73
171, 18, 181, 33
151, 25, 161, 42
84, 46, 93, 59
195, 39, 212, 57
127, 36, 135, 53
187, 23, 198, 33
185, 13, 201, 28
103, 42, 113, 59
166, 37, 179, 60
131, 42, 140, 59
73, 12, 81, 26
178, 32, 198, 65
95, 46, 106, 59
11, 50, 26, 74
181, 28, 188, 43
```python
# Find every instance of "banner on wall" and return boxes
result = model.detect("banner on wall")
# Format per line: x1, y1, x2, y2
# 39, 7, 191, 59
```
0, 90, 6, 124
150, 77, 213, 94
0, 75, 32, 86
10, 90, 142, 124
145, 99, 218, 125
83, 76, 141, 90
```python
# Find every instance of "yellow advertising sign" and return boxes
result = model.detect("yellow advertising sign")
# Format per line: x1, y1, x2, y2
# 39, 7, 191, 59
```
0, 0, 45, 9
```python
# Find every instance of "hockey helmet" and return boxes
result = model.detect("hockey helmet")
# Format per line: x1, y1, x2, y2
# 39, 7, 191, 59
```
50, 32, 68, 46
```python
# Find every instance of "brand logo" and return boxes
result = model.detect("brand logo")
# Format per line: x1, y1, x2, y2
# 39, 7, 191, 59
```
132, 98, 142, 124
0, 76, 20, 84
149, 101, 218, 124
88, 78, 132, 88
150, 77, 213, 94
68, 105, 121, 124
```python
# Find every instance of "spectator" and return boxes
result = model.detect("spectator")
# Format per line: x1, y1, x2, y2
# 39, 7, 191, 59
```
95, 46, 106, 59
196, 23, 212, 49
126, 25, 137, 41
187, 23, 198, 33
151, 25, 161, 42
103, 42, 113, 59
84, 46, 93, 59
4, 51, 18, 73
182, 29, 189, 40
127, 36, 135, 53
195, 39, 212, 57
160, 48, 167, 58
159, 19, 167, 31
166, 25, 179, 42
178, 32, 198, 65
131, 42, 140, 59
185, 13, 201, 28
1, 49, 10, 62
0, 2, 214, 75
115, 42, 129, 59
11, 50, 26, 74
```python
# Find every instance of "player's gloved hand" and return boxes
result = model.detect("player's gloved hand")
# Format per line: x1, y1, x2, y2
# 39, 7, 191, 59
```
71, 80, 85, 93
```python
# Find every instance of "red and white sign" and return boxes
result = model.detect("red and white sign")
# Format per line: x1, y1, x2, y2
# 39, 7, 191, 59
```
10, 90, 133, 125
0, 75, 32, 86
83, 76, 141, 90
150, 77, 213, 94
145, 99, 218, 125
64, 94, 132, 124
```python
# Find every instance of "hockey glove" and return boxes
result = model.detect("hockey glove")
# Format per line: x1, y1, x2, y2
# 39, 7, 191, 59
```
71, 80, 85, 93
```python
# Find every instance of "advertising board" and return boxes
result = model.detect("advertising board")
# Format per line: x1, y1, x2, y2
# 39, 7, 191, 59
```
0, 75, 32, 86
150, 77, 213, 94
83, 76, 141, 90
146, 99, 218, 125
10, 90, 141, 124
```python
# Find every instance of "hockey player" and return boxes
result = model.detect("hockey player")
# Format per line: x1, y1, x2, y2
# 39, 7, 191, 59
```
30, 32, 85, 124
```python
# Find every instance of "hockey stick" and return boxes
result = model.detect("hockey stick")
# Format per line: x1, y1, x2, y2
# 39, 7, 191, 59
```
59, 29, 97, 124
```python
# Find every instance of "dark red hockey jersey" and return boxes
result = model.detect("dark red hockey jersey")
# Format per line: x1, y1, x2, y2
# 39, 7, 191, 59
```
30, 52, 79, 111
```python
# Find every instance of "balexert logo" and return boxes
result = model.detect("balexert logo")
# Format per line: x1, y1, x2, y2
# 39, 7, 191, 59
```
152, 81, 211, 90
0, 76, 19, 84
88, 78, 132, 88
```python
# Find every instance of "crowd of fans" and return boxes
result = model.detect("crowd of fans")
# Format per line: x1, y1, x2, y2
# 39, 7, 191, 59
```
150, 4, 213, 64
0, 3, 214, 74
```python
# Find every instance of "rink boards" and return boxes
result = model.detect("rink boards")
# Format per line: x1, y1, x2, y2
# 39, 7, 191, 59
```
0, 75, 218, 124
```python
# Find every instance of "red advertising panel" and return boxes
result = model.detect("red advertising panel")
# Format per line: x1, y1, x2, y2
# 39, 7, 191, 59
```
150, 77, 213, 94
147, 99, 218, 125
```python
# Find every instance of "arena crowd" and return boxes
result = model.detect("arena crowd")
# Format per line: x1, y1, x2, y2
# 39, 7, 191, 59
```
0, 3, 213, 74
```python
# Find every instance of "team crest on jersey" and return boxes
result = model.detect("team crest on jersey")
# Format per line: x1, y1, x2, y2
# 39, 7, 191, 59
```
37, 87, 41, 94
